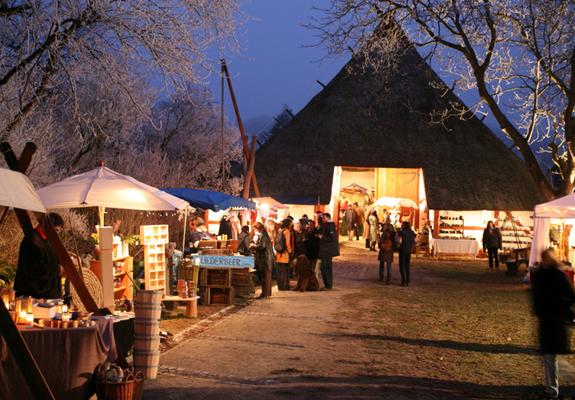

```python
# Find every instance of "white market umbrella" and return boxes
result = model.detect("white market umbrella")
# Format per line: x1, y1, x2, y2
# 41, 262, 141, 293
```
373, 196, 417, 209
37, 165, 189, 225
0, 168, 46, 213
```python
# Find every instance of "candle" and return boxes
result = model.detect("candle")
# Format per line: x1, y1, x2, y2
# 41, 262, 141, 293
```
19, 310, 27, 324
26, 296, 32, 313
25, 313, 34, 327
62, 304, 68, 313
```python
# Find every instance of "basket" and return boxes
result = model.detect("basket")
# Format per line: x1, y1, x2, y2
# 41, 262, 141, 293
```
132, 371, 145, 400
95, 372, 134, 400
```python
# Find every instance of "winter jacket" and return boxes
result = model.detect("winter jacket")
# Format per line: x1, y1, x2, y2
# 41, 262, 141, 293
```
398, 227, 416, 254
304, 229, 320, 260
14, 228, 61, 299
275, 228, 292, 264
378, 225, 395, 263
252, 231, 274, 272
319, 221, 340, 259
482, 227, 502, 249
532, 266, 575, 354
237, 231, 251, 256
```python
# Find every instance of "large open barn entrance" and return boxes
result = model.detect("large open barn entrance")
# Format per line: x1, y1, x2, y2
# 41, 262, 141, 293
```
330, 166, 427, 232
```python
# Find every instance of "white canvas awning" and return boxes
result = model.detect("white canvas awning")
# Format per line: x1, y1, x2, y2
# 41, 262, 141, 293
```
530, 193, 575, 264
0, 168, 46, 213
38, 166, 189, 211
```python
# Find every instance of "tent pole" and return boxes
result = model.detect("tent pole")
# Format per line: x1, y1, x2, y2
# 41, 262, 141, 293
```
182, 211, 188, 252
99, 206, 105, 227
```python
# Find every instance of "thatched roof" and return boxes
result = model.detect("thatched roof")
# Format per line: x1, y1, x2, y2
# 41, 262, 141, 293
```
254, 43, 544, 211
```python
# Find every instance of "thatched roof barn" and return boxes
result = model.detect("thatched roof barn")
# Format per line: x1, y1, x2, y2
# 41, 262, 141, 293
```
254, 42, 544, 211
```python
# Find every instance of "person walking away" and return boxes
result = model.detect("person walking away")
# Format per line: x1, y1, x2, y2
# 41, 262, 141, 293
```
250, 222, 274, 298
275, 219, 293, 290
398, 221, 416, 287
368, 211, 379, 251
482, 221, 502, 269
353, 203, 364, 241
344, 206, 356, 241
15, 213, 65, 299
378, 218, 395, 284
304, 221, 322, 288
318, 213, 339, 289
237, 225, 251, 256
531, 249, 575, 399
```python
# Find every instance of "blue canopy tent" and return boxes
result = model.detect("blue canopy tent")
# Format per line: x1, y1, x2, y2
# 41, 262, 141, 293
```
162, 188, 256, 251
162, 188, 255, 212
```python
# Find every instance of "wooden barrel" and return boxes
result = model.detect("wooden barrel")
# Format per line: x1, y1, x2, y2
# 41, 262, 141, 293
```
133, 349, 161, 379
134, 290, 163, 320
134, 320, 160, 336
134, 334, 161, 352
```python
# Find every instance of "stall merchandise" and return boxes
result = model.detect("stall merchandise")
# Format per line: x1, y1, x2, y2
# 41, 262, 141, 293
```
140, 225, 169, 291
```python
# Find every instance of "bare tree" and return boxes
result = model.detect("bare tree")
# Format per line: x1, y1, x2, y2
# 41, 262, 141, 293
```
310, 0, 575, 199
0, 0, 240, 143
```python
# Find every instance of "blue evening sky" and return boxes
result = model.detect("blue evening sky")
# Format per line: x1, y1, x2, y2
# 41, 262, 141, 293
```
208, 0, 347, 134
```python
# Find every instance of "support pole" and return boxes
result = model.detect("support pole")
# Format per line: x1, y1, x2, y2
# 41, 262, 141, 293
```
221, 59, 260, 196
242, 136, 257, 199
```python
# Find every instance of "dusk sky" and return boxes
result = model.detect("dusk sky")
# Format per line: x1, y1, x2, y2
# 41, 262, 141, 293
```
208, 0, 347, 134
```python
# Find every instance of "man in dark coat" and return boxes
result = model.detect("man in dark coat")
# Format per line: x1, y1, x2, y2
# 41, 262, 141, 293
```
14, 213, 64, 299
318, 213, 339, 289
236, 225, 251, 256
531, 249, 575, 399
250, 222, 274, 298
398, 221, 416, 287
482, 221, 502, 269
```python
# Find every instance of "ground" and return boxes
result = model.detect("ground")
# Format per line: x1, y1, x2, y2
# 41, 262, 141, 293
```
143, 242, 575, 399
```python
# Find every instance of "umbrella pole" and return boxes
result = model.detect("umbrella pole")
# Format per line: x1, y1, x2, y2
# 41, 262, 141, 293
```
182, 211, 188, 252
98, 206, 105, 227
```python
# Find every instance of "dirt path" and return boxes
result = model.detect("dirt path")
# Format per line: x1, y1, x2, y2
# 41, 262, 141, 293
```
143, 242, 572, 399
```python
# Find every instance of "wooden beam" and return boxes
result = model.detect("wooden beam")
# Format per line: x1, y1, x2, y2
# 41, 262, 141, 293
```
242, 136, 257, 199
0, 302, 55, 399
221, 60, 260, 196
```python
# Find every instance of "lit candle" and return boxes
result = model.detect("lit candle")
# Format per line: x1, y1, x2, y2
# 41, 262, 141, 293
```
26, 296, 32, 313
62, 304, 68, 313
19, 310, 27, 324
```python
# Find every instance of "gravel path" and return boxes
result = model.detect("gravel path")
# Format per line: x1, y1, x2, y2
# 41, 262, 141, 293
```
143, 241, 570, 399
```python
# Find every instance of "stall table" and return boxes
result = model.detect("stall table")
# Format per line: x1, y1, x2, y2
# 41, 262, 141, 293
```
430, 238, 479, 257
0, 319, 117, 400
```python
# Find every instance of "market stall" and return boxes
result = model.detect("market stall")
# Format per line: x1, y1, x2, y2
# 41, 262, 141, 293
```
192, 254, 255, 305
37, 164, 190, 307
429, 238, 480, 257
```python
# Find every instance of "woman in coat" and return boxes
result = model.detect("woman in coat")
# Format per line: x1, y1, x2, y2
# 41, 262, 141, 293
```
531, 249, 575, 398
250, 222, 274, 298
482, 221, 502, 269
378, 219, 395, 284
368, 211, 379, 251
275, 218, 293, 290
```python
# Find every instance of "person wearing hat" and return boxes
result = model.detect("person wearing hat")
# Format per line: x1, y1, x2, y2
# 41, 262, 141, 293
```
14, 212, 65, 299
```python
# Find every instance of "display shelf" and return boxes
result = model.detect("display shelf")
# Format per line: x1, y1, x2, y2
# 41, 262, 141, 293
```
438, 215, 465, 239
140, 225, 169, 291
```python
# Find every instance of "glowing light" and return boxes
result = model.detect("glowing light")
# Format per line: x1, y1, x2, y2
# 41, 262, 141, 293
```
260, 203, 269, 211
119, 189, 147, 204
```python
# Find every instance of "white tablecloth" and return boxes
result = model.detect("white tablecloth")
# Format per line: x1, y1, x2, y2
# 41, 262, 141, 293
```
430, 238, 479, 256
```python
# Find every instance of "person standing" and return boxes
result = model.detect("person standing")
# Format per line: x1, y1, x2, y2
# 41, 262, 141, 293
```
344, 206, 356, 241
398, 221, 416, 287
354, 203, 364, 241
318, 213, 339, 289
378, 218, 395, 284
531, 250, 575, 399
482, 221, 502, 269
304, 221, 322, 288
250, 222, 274, 298
275, 219, 293, 290
14, 213, 64, 299
368, 210, 379, 251
236, 225, 251, 256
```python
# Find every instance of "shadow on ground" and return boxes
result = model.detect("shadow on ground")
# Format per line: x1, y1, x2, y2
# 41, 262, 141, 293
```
144, 374, 542, 400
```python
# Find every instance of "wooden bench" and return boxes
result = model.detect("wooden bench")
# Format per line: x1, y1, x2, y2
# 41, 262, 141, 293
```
162, 295, 199, 318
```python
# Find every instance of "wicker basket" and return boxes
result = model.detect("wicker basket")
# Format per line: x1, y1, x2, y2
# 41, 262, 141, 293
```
95, 373, 134, 400
132, 371, 145, 400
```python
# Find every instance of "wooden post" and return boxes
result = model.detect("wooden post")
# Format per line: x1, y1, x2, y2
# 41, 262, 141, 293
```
242, 136, 257, 199
1, 142, 101, 314
0, 302, 55, 399
221, 60, 260, 196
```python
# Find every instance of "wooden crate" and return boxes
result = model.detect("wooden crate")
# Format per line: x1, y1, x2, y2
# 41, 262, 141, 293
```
231, 268, 251, 287
206, 269, 232, 286
200, 287, 233, 305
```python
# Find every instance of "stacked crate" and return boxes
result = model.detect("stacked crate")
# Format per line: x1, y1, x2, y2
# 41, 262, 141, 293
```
198, 268, 233, 305
231, 268, 254, 305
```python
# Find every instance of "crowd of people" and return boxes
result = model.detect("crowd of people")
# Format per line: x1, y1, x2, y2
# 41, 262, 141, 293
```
235, 211, 339, 298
